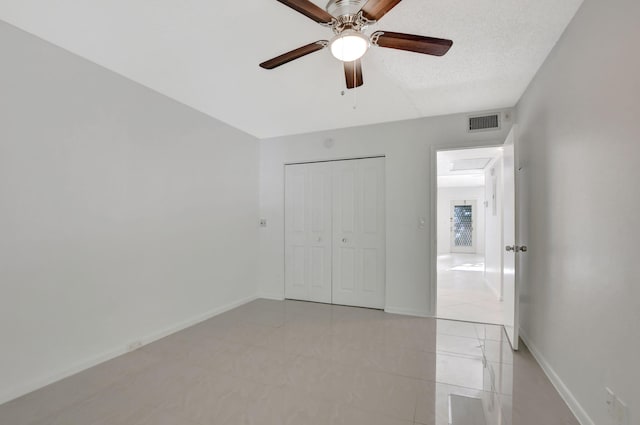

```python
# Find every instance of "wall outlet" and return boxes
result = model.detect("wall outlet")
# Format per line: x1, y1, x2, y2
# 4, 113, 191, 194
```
605, 387, 615, 416
605, 388, 629, 425
127, 341, 142, 351
613, 397, 628, 425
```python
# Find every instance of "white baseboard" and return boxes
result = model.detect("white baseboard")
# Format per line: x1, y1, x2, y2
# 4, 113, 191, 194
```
256, 292, 285, 301
384, 306, 432, 317
0, 295, 256, 405
519, 329, 595, 425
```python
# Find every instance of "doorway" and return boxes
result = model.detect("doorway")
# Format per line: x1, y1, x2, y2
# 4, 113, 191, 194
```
436, 147, 504, 325
284, 157, 386, 309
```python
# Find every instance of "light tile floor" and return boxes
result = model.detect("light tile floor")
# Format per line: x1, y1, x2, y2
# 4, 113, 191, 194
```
438, 253, 505, 324
0, 299, 579, 425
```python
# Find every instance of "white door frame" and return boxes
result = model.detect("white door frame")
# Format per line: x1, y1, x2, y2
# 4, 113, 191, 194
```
429, 143, 505, 317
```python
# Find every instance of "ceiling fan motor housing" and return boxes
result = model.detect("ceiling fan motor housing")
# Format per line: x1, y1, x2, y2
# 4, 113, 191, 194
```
326, 0, 367, 17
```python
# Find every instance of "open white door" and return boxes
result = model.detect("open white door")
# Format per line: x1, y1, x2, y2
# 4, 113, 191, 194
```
502, 125, 523, 350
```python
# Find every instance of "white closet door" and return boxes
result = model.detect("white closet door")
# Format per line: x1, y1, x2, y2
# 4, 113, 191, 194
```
332, 158, 386, 309
284, 162, 332, 303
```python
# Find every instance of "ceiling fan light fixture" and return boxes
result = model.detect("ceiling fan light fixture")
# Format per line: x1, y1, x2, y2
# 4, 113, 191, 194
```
261, 0, 454, 89
330, 30, 369, 62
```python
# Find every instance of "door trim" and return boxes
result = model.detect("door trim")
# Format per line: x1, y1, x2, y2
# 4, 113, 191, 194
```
285, 155, 385, 166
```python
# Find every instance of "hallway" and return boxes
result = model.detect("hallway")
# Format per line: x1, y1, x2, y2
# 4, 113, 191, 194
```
437, 253, 504, 325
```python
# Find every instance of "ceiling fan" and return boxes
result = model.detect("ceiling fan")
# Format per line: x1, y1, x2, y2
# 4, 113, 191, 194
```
259, 0, 453, 89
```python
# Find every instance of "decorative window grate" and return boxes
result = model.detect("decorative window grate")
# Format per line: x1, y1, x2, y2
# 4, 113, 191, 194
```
453, 205, 473, 247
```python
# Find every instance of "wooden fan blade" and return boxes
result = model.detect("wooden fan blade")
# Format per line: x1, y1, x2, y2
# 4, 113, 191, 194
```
260, 41, 328, 69
372, 31, 453, 56
344, 59, 363, 89
276, 0, 335, 24
360, 0, 402, 21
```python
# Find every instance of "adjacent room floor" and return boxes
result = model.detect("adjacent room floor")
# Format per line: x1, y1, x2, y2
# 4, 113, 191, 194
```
437, 253, 505, 325
0, 299, 578, 425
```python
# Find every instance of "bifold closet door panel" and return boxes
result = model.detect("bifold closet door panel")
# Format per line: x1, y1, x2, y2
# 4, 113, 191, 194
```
284, 163, 332, 303
331, 158, 386, 309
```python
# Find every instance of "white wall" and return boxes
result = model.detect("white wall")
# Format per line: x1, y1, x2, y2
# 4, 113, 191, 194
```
484, 157, 503, 299
0, 22, 259, 403
436, 186, 485, 255
516, 1, 640, 424
259, 112, 512, 316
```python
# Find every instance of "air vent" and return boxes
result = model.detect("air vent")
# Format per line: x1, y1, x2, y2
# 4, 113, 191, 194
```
468, 113, 501, 132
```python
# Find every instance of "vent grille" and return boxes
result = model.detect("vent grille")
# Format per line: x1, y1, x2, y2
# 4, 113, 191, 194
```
468, 114, 500, 132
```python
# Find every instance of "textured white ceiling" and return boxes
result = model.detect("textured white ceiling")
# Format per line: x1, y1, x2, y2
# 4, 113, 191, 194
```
0, 0, 583, 138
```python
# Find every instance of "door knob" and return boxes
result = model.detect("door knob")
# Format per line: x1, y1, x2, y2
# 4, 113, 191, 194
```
342, 238, 348, 243
506, 245, 527, 252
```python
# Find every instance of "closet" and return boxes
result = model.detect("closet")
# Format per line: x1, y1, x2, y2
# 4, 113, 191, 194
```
284, 157, 385, 309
